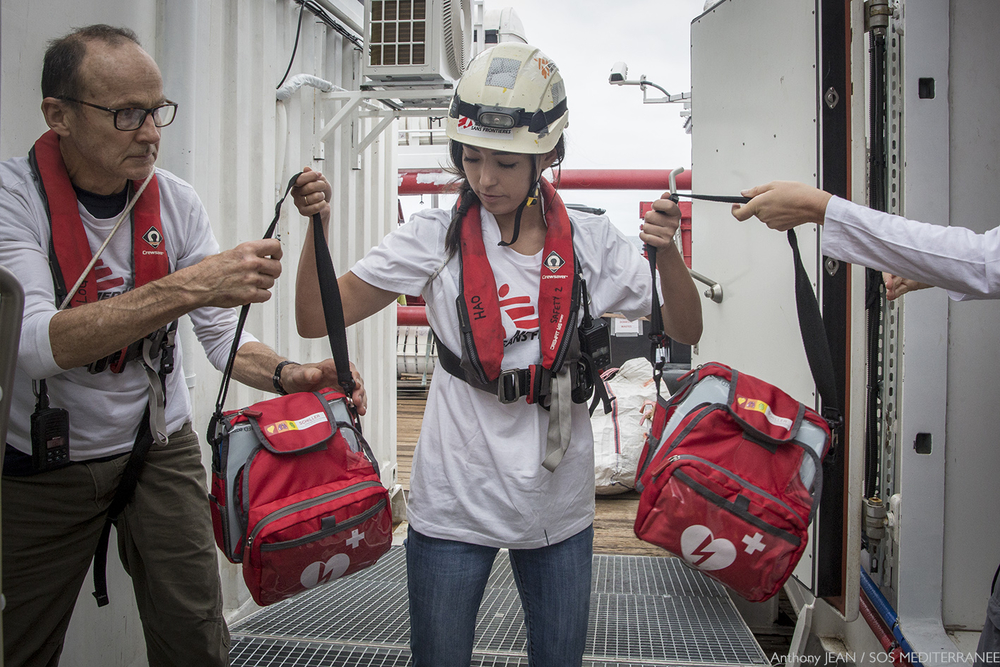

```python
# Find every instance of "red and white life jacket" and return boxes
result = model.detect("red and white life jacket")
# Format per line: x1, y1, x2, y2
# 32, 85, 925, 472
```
30, 129, 168, 307
435, 178, 590, 405
29, 130, 173, 374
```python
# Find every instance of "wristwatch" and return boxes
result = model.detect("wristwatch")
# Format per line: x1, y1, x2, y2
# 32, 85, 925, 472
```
273, 360, 299, 395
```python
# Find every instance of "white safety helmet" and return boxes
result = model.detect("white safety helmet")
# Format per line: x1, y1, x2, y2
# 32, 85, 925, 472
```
446, 43, 568, 154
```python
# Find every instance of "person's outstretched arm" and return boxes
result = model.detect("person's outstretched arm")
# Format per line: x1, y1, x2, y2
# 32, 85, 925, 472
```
730, 181, 832, 230
291, 168, 399, 338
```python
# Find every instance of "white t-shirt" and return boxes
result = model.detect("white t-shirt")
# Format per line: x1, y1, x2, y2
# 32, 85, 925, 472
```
352, 204, 653, 548
823, 195, 1000, 300
0, 157, 255, 460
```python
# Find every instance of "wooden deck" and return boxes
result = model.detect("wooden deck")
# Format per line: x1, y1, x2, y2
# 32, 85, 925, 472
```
396, 395, 664, 557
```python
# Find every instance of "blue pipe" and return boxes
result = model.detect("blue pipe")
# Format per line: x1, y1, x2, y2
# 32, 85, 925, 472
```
860, 568, 925, 667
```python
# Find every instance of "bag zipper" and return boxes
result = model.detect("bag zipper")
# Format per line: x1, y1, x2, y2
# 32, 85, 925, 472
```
654, 454, 805, 524
672, 468, 801, 546
247, 480, 382, 549
260, 497, 387, 551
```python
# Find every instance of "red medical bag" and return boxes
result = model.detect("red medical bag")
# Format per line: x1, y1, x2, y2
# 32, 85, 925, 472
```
207, 173, 392, 606
634, 362, 830, 601
633, 230, 838, 601
210, 388, 391, 606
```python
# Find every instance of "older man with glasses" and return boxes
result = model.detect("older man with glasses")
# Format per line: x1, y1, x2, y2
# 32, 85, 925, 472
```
0, 24, 365, 667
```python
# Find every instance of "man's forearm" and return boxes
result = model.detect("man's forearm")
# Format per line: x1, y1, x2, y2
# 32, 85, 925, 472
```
48, 274, 199, 370
48, 239, 282, 371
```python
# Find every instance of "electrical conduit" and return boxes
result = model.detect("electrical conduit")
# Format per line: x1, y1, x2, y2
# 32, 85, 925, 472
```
860, 568, 924, 667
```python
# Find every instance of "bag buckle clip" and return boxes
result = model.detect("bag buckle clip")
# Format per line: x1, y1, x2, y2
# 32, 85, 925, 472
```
497, 369, 523, 404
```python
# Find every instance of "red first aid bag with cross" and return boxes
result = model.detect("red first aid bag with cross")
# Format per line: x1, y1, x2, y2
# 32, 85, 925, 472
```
633, 230, 838, 602
207, 173, 391, 606
210, 387, 391, 606
633, 362, 830, 601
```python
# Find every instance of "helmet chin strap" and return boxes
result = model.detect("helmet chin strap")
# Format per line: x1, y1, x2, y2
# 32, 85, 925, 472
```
498, 158, 540, 248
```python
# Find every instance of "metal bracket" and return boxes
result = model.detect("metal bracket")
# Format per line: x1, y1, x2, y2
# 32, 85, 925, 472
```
690, 270, 723, 303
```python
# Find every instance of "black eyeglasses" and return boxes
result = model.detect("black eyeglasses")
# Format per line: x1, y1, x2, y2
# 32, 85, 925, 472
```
59, 97, 178, 131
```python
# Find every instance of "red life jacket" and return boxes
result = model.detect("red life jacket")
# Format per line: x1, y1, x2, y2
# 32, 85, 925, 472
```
438, 178, 587, 405
29, 129, 168, 308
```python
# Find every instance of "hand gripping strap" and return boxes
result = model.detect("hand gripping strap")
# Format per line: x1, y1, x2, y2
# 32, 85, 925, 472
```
210, 173, 354, 443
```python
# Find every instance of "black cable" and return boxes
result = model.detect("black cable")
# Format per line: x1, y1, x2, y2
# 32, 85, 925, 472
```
302, 0, 364, 49
276, 1, 306, 90
864, 30, 888, 500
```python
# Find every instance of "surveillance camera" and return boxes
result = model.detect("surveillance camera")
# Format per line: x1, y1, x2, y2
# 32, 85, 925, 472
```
608, 61, 628, 85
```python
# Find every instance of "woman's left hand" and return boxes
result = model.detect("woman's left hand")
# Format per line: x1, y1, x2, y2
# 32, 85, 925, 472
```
292, 167, 333, 220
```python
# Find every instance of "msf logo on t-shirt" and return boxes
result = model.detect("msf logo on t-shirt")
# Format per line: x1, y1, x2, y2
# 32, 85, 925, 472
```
499, 283, 539, 348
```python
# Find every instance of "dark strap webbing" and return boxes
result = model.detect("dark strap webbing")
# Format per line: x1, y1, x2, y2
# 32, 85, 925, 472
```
92, 404, 154, 606
90, 317, 176, 606
210, 172, 354, 445
787, 228, 839, 415
646, 229, 840, 423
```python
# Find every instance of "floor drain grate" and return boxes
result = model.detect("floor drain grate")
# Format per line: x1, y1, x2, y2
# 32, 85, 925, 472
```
231, 547, 768, 667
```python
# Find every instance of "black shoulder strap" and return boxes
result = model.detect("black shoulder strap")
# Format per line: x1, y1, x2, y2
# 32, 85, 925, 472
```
209, 172, 353, 447
92, 322, 177, 607
786, 229, 840, 418
646, 231, 840, 423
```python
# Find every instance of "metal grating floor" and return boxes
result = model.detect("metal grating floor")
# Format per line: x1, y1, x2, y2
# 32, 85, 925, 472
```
230, 546, 768, 667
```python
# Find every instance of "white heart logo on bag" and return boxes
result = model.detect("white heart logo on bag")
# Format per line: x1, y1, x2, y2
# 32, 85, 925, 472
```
680, 525, 736, 571
300, 553, 351, 589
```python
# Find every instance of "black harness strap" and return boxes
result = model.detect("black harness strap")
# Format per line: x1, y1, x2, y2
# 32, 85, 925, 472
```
92, 321, 176, 607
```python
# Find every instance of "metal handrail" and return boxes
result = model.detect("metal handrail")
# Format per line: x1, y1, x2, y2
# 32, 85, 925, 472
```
690, 269, 723, 303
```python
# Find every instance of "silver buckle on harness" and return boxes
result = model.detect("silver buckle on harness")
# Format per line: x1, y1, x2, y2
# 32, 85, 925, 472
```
497, 369, 522, 404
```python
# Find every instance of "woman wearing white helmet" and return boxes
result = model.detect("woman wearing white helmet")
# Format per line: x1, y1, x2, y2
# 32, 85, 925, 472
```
293, 43, 702, 666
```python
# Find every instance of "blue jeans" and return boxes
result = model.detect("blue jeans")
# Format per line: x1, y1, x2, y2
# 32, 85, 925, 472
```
405, 525, 594, 667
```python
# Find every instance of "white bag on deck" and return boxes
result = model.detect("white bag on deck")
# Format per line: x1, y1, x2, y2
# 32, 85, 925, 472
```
592, 357, 659, 495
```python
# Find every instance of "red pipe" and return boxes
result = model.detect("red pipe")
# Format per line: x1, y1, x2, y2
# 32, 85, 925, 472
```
860, 589, 912, 667
397, 168, 693, 195
397, 305, 429, 327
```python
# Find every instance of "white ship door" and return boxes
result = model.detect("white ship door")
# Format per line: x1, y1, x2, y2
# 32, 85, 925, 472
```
689, 0, 857, 617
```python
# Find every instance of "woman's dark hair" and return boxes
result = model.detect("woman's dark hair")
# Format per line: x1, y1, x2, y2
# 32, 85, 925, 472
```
443, 136, 566, 255
41, 25, 141, 100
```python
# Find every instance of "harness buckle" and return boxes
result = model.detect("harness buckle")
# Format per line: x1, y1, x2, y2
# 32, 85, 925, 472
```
497, 370, 522, 404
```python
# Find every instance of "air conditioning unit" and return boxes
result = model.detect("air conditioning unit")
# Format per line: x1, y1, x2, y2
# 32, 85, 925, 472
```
363, 0, 472, 84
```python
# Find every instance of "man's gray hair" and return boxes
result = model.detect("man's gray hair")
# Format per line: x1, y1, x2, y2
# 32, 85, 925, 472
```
41, 25, 141, 100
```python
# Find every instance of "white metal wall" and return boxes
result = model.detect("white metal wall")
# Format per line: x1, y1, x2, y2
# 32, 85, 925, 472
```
0, 0, 397, 663
939, 0, 1000, 631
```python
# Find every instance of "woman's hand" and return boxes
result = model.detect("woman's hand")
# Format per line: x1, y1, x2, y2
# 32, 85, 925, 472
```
292, 167, 333, 221
640, 193, 681, 249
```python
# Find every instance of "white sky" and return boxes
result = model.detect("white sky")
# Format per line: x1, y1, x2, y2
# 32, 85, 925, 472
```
400, 0, 712, 239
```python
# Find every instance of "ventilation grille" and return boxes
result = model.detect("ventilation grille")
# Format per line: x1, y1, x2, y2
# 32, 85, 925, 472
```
230, 547, 768, 667
369, 0, 427, 67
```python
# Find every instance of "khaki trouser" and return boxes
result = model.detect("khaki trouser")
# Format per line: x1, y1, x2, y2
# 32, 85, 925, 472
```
2, 423, 229, 667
